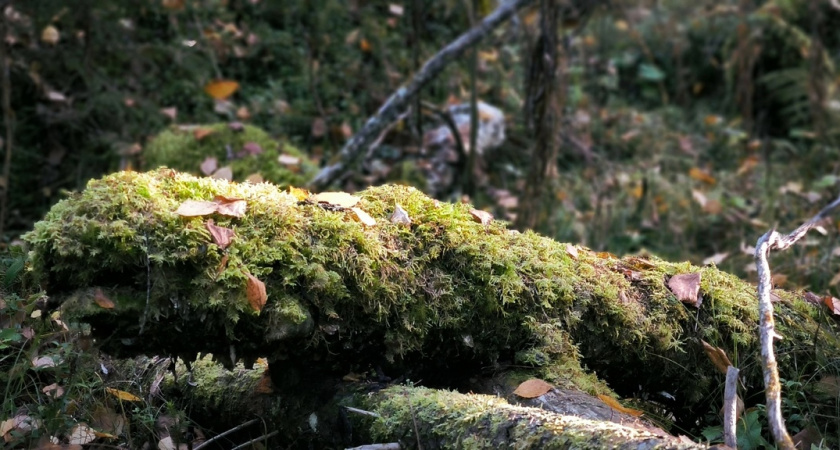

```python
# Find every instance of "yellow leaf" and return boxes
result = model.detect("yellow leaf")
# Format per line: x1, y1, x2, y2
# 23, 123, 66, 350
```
204, 80, 240, 100
597, 394, 644, 417
359, 38, 371, 52
93, 288, 115, 309
312, 192, 361, 208
41, 25, 60, 45
289, 186, 310, 202
350, 207, 376, 227
105, 388, 142, 402
688, 167, 716, 185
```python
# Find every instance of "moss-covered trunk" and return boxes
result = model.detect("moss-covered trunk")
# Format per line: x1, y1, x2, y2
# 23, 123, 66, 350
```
23, 169, 840, 445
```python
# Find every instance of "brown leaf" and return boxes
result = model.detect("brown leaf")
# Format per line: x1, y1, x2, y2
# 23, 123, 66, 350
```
245, 173, 264, 184
469, 208, 493, 225
205, 220, 235, 249
211, 166, 233, 181
565, 244, 578, 260
175, 200, 218, 217
199, 156, 218, 176
245, 273, 267, 312
350, 207, 376, 227
792, 426, 823, 450
701, 340, 733, 375
312, 192, 361, 208
241, 141, 263, 156
311, 117, 327, 138
668, 272, 702, 308
389, 204, 411, 226
193, 128, 214, 141
688, 167, 716, 185
255, 369, 274, 394
204, 80, 240, 100
42, 383, 64, 398
93, 288, 115, 309
823, 295, 840, 316
597, 394, 644, 417
513, 378, 553, 398
236, 106, 251, 120
213, 196, 247, 217
216, 254, 229, 278
803, 291, 822, 305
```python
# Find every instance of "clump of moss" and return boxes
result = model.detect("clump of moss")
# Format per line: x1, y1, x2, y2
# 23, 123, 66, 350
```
144, 123, 316, 187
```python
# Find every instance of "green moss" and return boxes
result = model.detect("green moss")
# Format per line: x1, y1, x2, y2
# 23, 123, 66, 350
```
144, 123, 316, 187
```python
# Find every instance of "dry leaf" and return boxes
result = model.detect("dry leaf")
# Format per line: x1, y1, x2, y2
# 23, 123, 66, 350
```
469, 209, 493, 225
565, 244, 579, 260
702, 252, 729, 265
105, 388, 142, 402
205, 220, 235, 250
668, 272, 702, 308
350, 207, 376, 227
41, 25, 60, 45
216, 254, 229, 277
737, 155, 759, 176
42, 383, 64, 398
175, 200, 218, 217
803, 291, 822, 305
160, 107, 177, 120
245, 173, 264, 184
815, 375, 840, 398
162, 0, 186, 10
91, 405, 124, 436
389, 204, 411, 225
200, 157, 218, 176
792, 427, 823, 450
67, 424, 96, 445
228, 121, 244, 131
688, 167, 716, 185
255, 370, 274, 394
597, 394, 644, 417
204, 80, 240, 100
289, 186, 310, 201
312, 192, 361, 208
701, 340, 733, 375
311, 117, 327, 138
278, 154, 300, 165
512, 378, 553, 398
246, 273, 267, 312
193, 128, 214, 141
389, 3, 404, 15
236, 106, 251, 120
241, 141, 263, 156
93, 288, 115, 309
32, 356, 57, 369
823, 295, 840, 316
211, 166, 233, 181
359, 38, 371, 52
213, 196, 247, 217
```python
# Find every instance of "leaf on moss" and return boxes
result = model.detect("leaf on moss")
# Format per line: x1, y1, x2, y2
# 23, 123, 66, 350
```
228, 121, 244, 131
213, 195, 247, 217
469, 208, 493, 225
175, 200, 218, 217
565, 244, 578, 260
204, 79, 239, 100
211, 166, 233, 181
350, 207, 376, 227
105, 388, 141, 402
513, 378, 553, 398
389, 204, 411, 225
205, 220, 235, 249
199, 157, 218, 175
312, 192, 360, 208
597, 394, 644, 417
216, 254, 229, 277
278, 154, 300, 165
246, 273, 267, 312
193, 128, 214, 141
241, 141, 263, 156
668, 272, 702, 307
289, 186, 310, 201
823, 295, 840, 316
701, 340, 733, 375
93, 288, 115, 309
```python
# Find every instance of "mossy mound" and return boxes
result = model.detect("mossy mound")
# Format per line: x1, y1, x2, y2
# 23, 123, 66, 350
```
22, 169, 840, 433
143, 123, 317, 187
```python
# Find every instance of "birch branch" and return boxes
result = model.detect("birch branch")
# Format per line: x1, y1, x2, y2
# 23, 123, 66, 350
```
754, 194, 840, 450
308, 0, 535, 189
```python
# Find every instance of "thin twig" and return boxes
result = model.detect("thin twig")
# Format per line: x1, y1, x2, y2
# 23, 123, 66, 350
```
344, 406, 381, 419
193, 418, 260, 450
345, 444, 400, 450
723, 365, 740, 448
308, 0, 534, 189
754, 194, 840, 450
404, 388, 423, 450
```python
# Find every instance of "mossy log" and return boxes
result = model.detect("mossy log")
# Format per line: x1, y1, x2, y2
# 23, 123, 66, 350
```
23, 169, 840, 443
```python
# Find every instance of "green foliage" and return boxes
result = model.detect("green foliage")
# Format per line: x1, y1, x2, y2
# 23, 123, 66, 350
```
143, 123, 316, 187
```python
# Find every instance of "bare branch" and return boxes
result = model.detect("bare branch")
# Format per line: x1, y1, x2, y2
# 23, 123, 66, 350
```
723, 365, 740, 448
308, 0, 535, 189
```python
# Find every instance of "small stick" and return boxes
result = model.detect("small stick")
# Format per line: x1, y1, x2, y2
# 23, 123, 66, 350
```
230, 430, 278, 450
193, 418, 259, 450
344, 406, 381, 418
723, 365, 740, 448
